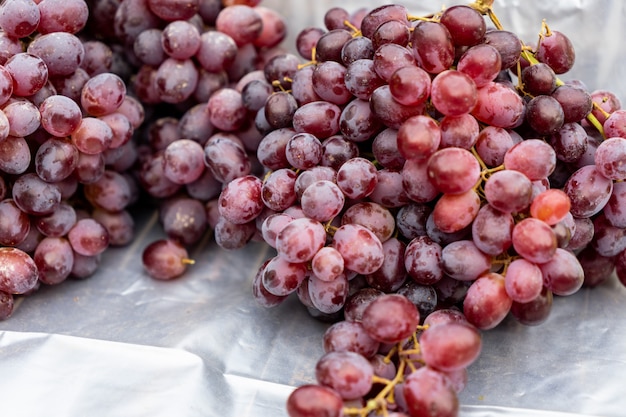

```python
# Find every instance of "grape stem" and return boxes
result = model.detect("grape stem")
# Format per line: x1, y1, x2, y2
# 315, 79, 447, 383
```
340, 325, 430, 416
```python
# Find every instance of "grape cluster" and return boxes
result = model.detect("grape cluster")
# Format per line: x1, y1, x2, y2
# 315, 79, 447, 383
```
0, 0, 147, 319
194, 2, 624, 417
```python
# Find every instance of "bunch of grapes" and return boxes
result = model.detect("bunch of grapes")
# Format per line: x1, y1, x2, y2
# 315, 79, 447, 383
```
0, 0, 150, 319
0, 0, 291, 313
187, 2, 624, 417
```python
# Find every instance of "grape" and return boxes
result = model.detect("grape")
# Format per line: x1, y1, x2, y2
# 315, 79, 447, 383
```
365, 237, 406, 293
540, 248, 584, 296
332, 223, 384, 275
463, 272, 512, 330
420, 321, 482, 372
294, 166, 337, 199
213, 217, 255, 250
471, 204, 513, 256
311, 61, 351, 105
372, 43, 415, 83
286, 384, 343, 417
484, 169, 533, 214
39, 94, 83, 137
503, 139, 557, 181
344, 59, 385, 101
530, 189, 571, 225
525, 95, 565, 135
411, 21, 454, 74
142, 239, 192, 280
0, 136, 31, 175
335, 157, 377, 200
35, 201, 76, 238
308, 272, 349, 314
564, 165, 613, 218
301, 180, 344, 222
432, 189, 481, 234
604, 181, 626, 228
395, 280, 438, 320
315, 351, 374, 400
430, 70, 478, 116
589, 89, 621, 125
12, 173, 62, 216
361, 293, 419, 345
591, 214, 626, 257
341, 36, 374, 65
260, 255, 307, 297
404, 236, 443, 286
535, 30, 575, 74
92, 208, 134, 247
343, 287, 384, 323
512, 217, 557, 264
549, 122, 588, 163
457, 44, 501, 88
551, 84, 593, 123
265, 91, 298, 130
339, 98, 382, 142
161, 20, 201, 60
439, 4, 486, 46
27, 32, 85, 78
474, 126, 517, 167
67, 218, 109, 256
259, 169, 296, 212
160, 197, 206, 247
369, 85, 425, 130
155, 58, 198, 104
80, 40, 113, 76
510, 286, 553, 326
397, 115, 441, 162
504, 258, 544, 303
341, 202, 394, 243
315, 29, 353, 63
0, 291, 14, 320
354, 4, 400, 36
403, 366, 459, 417
34, 236, 74, 285
441, 239, 491, 282
0, 0, 40, 38
218, 175, 263, 225
594, 137, 626, 180
4, 99, 41, 137
291, 101, 341, 139
471, 81, 525, 128
427, 147, 481, 195
0, 247, 37, 296
311, 246, 344, 283
521, 62, 557, 96
0, 199, 30, 247
276, 217, 326, 263
37, 0, 89, 34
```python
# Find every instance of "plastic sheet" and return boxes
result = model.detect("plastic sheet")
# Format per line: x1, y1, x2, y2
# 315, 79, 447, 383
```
2, 1, 626, 417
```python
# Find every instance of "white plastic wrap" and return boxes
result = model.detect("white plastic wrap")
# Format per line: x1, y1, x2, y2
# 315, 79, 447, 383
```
2, 1, 626, 417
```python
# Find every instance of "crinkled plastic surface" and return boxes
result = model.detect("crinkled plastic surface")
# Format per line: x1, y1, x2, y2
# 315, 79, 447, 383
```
2, 1, 626, 417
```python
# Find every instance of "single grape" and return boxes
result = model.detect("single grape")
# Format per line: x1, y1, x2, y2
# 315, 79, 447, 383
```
0, 247, 40, 294
403, 366, 459, 417
463, 272, 512, 330
142, 239, 192, 280
420, 321, 482, 372
332, 223, 384, 275
286, 384, 343, 417
361, 293, 419, 344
